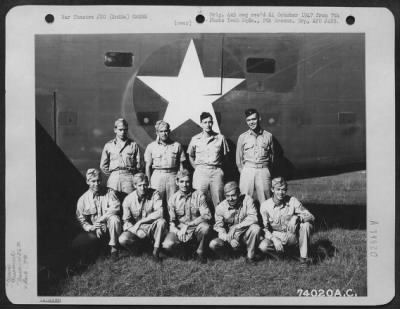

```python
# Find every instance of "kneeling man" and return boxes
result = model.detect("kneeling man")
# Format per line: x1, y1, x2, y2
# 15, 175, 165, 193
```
209, 181, 261, 263
73, 168, 122, 260
162, 169, 212, 263
259, 177, 315, 264
119, 173, 168, 261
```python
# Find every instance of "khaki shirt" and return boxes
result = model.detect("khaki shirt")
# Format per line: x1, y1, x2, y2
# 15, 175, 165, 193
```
236, 129, 274, 169
122, 189, 163, 230
76, 189, 120, 232
168, 190, 211, 228
144, 139, 186, 169
260, 196, 315, 240
187, 132, 229, 167
100, 138, 141, 176
214, 194, 258, 236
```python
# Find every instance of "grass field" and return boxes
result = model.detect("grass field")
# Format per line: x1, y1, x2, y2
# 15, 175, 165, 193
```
54, 171, 367, 297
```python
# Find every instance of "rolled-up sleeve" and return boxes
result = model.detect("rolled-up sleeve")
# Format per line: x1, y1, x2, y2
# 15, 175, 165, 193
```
187, 138, 195, 159
122, 195, 134, 230
236, 197, 258, 230
100, 145, 110, 176
168, 195, 177, 224
146, 192, 164, 221
236, 134, 244, 170
144, 144, 153, 164
214, 206, 226, 235
260, 204, 273, 240
76, 198, 94, 232
292, 197, 315, 223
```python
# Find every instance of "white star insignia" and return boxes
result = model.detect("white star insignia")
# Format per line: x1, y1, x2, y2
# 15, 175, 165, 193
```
137, 40, 245, 132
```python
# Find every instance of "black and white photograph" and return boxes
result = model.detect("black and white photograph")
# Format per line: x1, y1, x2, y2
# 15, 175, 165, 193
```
5, 5, 395, 305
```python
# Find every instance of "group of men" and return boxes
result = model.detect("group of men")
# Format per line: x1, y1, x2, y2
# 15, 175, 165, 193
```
72, 109, 315, 265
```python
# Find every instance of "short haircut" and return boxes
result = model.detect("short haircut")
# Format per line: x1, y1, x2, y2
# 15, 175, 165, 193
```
176, 169, 191, 181
114, 118, 128, 128
224, 181, 240, 195
133, 172, 148, 184
155, 120, 170, 132
245, 108, 259, 118
86, 168, 101, 182
200, 112, 213, 122
271, 177, 288, 189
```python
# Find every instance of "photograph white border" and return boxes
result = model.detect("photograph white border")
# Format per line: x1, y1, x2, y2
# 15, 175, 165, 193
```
5, 5, 395, 305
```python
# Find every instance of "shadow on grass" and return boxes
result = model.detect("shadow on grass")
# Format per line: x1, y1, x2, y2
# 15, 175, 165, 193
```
310, 238, 337, 263
306, 203, 366, 230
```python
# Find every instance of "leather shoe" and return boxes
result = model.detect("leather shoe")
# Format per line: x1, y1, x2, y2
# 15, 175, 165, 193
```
245, 257, 257, 265
196, 254, 207, 264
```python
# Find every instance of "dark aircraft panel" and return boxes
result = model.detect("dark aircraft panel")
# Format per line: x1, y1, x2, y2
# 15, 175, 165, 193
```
35, 33, 365, 178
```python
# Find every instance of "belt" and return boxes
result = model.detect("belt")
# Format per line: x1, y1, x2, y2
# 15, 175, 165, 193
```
153, 168, 177, 173
244, 162, 270, 168
111, 167, 136, 173
196, 165, 221, 169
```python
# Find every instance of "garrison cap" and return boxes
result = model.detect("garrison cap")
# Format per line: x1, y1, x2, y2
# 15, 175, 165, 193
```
176, 169, 191, 180
86, 168, 101, 181
224, 181, 239, 194
245, 108, 259, 118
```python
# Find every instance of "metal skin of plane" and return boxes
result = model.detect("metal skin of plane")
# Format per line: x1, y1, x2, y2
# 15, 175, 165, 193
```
35, 33, 366, 182
35, 33, 365, 294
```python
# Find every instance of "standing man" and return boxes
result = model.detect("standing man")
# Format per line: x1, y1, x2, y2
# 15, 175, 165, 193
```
100, 118, 141, 202
187, 112, 229, 208
118, 173, 168, 262
162, 169, 212, 263
73, 168, 122, 260
144, 120, 186, 203
209, 181, 261, 264
258, 177, 315, 264
236, 108, 274, 203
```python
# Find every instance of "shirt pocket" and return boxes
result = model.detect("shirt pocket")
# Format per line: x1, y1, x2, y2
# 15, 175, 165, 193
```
170, 150, 178, 161
82, 206, 97, 216
260, 144, 271, 158
144, 204, 154, 215
210, 141, 222, 154
152, 151, 162, 166
195, 147, 206, 161
131, 205, 142, 218
243, 142, 255, 153
110, 151, 119, 161
238, 211, 246, 223
175, 205, 185, 217
190, 205, 200, 217
167, 148, 178, 166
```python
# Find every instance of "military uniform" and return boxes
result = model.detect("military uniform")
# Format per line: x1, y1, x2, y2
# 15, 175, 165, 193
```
210, 194, 261, 259
259, 196, 314, 258
73, 189, 122, 252
236, 129, 274, 203
144, 139, 186, 201
187, 132, 229, 207
100, 138, 141, 196
162, 190, 212, 256
119, 188, 167, 252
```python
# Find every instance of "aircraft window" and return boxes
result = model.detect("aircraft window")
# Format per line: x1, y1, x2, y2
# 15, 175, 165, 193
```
104, 52, 133, 67
137, 112, 159, 126
246, 58, 275, 74
338, 112, 356, 124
